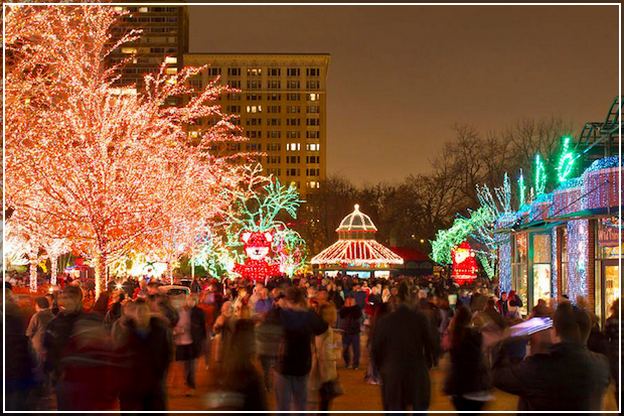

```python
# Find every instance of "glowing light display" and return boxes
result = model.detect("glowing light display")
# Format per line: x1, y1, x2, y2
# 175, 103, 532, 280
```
534, 154, 546, 196
451, 241, 478, 285
517, 169, 527, 208
311, 205, 403, 269
556, 136, 577, 183
498, 240, 512, 293
5, 5, 247, 296
567, 219, 588, 300
233, 231, 281, 283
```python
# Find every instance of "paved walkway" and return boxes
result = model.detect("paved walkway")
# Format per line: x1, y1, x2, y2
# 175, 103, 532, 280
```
166, 339, 618, 413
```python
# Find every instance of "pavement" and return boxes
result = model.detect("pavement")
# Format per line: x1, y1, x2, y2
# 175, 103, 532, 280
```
166, 336, 619, 413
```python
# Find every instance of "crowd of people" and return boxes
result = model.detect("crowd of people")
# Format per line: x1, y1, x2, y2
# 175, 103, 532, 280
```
3, 271, 620, 412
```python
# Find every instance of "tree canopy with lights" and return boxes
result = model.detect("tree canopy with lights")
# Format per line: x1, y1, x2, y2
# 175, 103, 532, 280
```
5, 5, 247, 295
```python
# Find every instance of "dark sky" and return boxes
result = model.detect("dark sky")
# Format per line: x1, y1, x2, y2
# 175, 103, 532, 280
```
188, 5, 619, 185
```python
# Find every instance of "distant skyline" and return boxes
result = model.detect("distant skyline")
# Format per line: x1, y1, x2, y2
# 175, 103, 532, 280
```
189, 5, 619, 185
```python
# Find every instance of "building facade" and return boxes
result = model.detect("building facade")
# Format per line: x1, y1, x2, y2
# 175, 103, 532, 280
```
497, 98, 622, 322
108, 5, 189, 96
183, 53, 330, 197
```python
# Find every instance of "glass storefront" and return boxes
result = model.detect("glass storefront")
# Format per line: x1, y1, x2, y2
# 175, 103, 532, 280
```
595, 217, 621, 323
511, 232, 528, 316
532, 233, 552, 304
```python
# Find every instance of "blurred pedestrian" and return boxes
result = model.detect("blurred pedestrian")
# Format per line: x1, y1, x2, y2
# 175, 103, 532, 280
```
339, 295, 362, 369
604, 299, 619, 406
172, 294, 206, 396
44, 286, 117, 410
112, 299, 173, 410
312, 303, 341, 411
273, 287, 328, 412
492, 302, 610, 411
208, 319, 267, 410
372, 281, 433, 411
443, 305, 492, 412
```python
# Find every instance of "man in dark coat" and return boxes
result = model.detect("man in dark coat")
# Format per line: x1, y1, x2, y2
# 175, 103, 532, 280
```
372, 282, 434, 411
112, 298, 173, 410
4, 286, 36, 411
44, 286, 118, 410
339, 295, 362, 369
493, 302, 610, 411
274, 287, 328, 412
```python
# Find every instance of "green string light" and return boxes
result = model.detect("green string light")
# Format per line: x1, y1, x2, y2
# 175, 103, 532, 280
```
556, 136, 577, 183
517, 169, 526, 208
534, 154, 546, 196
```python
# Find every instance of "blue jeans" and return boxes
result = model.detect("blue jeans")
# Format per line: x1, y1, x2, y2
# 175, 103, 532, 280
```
342, 333, 360, 368
274, 372, 308, 411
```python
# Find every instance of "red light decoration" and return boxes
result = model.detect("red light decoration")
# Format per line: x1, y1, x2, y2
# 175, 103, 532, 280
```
451, 241, 478, 285
233, 231, 281, 283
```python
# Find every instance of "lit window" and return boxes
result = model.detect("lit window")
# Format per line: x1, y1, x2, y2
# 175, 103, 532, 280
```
121, 47, 137, 54
189, 131, 199, 138
165, 67, 177, 75
287, 143, 301, 151
114, 6, 124, 12
139, 7, 149, 13
308, 93, 320, 101
165, 56, 177, 64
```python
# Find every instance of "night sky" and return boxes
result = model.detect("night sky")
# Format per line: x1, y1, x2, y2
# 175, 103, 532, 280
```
189, 5, 619, 185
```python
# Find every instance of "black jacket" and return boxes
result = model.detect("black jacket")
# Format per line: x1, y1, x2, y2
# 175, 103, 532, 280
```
113, 317, 173, 394
339, 305, 362, 335
275, 308, 328, 376
371, 304, 433, 410
493, 341, 610, 411
190, 306, 207, 356
443, 327, 491, 395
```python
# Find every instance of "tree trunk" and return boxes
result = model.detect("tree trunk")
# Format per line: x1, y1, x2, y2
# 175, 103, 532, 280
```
50, 255, 58, 286
94, 252, 107, 299
167, 261, 174, 285
29, 256, 38, 293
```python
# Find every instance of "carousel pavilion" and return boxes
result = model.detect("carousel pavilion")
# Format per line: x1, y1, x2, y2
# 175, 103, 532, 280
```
310, 204, 404, 278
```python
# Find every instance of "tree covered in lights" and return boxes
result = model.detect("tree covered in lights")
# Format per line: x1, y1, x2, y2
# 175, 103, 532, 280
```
5, 5, 247, 296
431, 173, 513, 278
194, 165, 308, 278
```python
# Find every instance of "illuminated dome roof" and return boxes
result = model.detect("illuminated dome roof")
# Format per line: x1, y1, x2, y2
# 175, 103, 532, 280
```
336, 204, 377, 233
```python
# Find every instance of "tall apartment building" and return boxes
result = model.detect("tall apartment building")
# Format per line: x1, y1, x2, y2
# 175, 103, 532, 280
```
183, 53, 329, 197
108, 5, 189, 96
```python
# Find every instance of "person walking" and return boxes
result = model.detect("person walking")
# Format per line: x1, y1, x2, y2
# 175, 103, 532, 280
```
112, 299, 173, 410
172, 294, 206, 396
604, 299, 619, 406
492, 302, 610, 411
207, 319, 267, 410
312, 303, 341, 411
273, 287, 328, 412
43, 286, 117, 410
339, 295, 362, 369
255, 299, 284, 391
26, 297, 55, 379
443, 305, 492, 412
371, 282, 434, 411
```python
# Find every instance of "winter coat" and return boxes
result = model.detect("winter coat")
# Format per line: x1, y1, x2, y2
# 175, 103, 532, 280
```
371, 304, 433, 410
443, 327, 491, 396
493, 341, 610, 411
275, 307, 328, 376
339, 305, 362, 335
112, 317, 173, 397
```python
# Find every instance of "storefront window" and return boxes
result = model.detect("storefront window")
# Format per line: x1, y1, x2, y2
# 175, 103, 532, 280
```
532, 233, 552, 304
512, 232, 528, 315
596, 217, 621, 323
